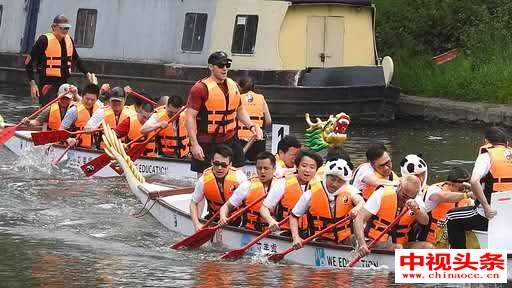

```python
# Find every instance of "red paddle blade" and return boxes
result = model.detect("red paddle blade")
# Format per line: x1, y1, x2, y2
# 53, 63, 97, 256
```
267, 252, 286, 262
0, 126, 17, 145
80, 153, 112, 177
31, 130, 70, 145
170, 227, 217, 250
127, 143, 146, 160
220, 248, 245, 261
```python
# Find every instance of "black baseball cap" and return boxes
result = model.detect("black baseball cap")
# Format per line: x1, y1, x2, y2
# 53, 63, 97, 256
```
109, 87, 126, 102
447, 167, 470, 183
208, 51, 232, 65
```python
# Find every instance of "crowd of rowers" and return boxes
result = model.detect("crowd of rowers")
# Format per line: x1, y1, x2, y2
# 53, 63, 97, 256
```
188, 130, 499, 258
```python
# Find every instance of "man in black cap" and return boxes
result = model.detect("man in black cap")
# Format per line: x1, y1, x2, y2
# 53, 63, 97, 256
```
185, 51, 263, 176
25, 14, 94, 106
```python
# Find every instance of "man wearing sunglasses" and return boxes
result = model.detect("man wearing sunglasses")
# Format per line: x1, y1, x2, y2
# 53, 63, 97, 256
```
354, 175, 433, 258
351, 143, 398, 200
189, 145, 248, 231
25, 14, 94, 106
185, 51, 263, 176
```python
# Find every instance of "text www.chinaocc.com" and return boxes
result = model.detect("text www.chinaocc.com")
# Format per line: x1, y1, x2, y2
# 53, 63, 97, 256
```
402, 272, 501, 280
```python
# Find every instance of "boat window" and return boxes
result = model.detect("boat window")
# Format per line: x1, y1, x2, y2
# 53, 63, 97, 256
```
231, 15, 258, 55
0, 5, 3, 30
75, 9, 97, 48
181, 13, 208, 52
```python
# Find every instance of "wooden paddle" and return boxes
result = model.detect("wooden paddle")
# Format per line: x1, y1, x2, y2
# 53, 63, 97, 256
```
242, 135, 257, 155
171, 193, 267, 250
220, 215, 291, 261
32, 128, 102, 146
111, 106, 186, 175
52, 134, 82, 165
0, 92, 69, 145
268, 214, 352, 262
127, 90, 158, 107
347, 207, 410, 267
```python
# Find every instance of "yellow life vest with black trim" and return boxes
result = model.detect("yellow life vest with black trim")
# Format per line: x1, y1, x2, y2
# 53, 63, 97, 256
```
74, 102, 100, 148
202, 167, 241, 215
275, 175, 309, 230
199, 77, 240, 135
48, 102, 67, 130
481, 145, 512, 202
426, 182, 473, 244
366, 185, 417, 245
127, 115, 156, 157
241, 177, 270, 231
308, 181, 354, 243
238, 91, 265, 141
44, 33, 73, 78
361, 171, 398, 201
155, 109, 189, 158
275, 154, 288, 169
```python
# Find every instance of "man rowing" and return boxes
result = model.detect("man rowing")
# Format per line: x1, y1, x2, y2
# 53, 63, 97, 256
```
185, 51, 263, 176
354, 175, 433, 258
189, 145, 248, 231
141, 95, 189, 158
218, 151, 277, 231
289, 158, 364, 248
113, 103, 156, 156
275, 135, 302, 177
351, 143, 398, 200
260, 150, 323, 236
447, 127, 511, 248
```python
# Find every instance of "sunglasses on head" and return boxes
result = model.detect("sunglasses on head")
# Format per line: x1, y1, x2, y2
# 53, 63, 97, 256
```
215, 62, 231, 69
212, 161, 229, 168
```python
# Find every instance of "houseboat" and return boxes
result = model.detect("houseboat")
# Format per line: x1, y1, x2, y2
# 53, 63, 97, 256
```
0, 0, 399, 121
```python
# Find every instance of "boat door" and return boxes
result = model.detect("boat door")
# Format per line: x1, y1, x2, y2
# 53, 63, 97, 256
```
306, 16, 344, 68
21, 0, 40, 53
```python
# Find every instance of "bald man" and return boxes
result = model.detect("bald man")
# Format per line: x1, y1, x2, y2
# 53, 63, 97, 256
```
354, 175, 433, 258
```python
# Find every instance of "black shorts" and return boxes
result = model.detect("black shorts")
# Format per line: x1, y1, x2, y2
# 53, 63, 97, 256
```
240, 139, 266, 161
190, 137, 245, 173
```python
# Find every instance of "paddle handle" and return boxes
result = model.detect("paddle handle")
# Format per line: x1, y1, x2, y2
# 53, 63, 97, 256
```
128, 90, 159, 107
241, 215, 290, 250
214, 193, 267, 229
139, 105, 186, 146
18, 91, 70, 128
71, 128, 103, 136
347, 208, 410, 267
242, 135, 257, 155
52, 134, 81, 165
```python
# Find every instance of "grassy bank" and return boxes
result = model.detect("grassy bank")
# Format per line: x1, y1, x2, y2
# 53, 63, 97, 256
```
374, 0, 512, 104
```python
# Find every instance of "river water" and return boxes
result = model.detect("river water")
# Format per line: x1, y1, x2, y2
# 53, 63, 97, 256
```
0, 84, 507, 287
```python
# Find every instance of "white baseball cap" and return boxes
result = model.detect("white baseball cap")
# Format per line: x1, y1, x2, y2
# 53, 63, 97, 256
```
58, 84, 74, 98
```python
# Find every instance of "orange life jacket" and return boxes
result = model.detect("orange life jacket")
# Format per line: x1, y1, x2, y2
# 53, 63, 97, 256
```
307, 181, 354, 243
44, 33, 73, 78
104, 107, 134, 129
237, 91, 265, 141
426, 182, 473, 244
47, 102, 68, 130
155, 109, 189, 158
202, 167, 241, 215
241, 177, 271, 231
366, 185, 417, 245
361, 170, 398, 201
127, 115, 156, 157
481, 145, 512, 204
275, 175, 308, 230
74, 102, 100, 148
199, 77, 240, 136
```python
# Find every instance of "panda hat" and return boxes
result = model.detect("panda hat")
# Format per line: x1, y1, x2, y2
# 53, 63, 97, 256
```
400, 154, 428, 190
324, 158, 352, 182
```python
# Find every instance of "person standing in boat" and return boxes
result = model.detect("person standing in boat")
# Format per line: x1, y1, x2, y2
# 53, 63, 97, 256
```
422, 167, 474, 247
447, 127, 512, 248
289, 158, 364, 248
185, 51, 263, 175
218, 151, 277, 231
112, 103, 156, 156
353, 175, 433, 258
351, 143, 398, 201
140, 95, 189, 158
274, 135, 302, 177
60, 84, 102, 148
22, 83, 77, 130
189, 145, 247, 231
25, 15, 94, 106
259, 150, 323, 237
236, 77, 271, 161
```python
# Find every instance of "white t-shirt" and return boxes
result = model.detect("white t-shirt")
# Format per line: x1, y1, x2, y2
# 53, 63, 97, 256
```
351, 162, 375, 191
424, 184, 442, 213
364, 186, 425, 216
472, 152, 491, 216
85, 107, 106, 128
228, 179, 280, 207
291, 183, 360, 217
262, 177, 308, 209
191, 170, 248, 203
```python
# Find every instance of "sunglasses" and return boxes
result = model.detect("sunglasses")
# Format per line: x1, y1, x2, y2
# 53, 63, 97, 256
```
212, 161, 229, 168
57, 25, 70, 31
215, 62, 231, 69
